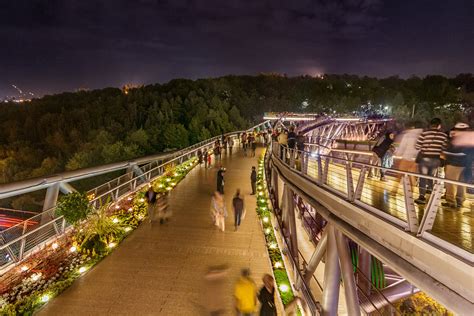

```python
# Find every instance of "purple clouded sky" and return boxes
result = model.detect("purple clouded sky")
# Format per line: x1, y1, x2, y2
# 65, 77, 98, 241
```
0, 0, 473, 97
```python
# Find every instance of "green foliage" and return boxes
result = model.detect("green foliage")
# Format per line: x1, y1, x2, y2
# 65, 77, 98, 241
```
273, 269, 295, 305
55, 192, 92, 225
77, 204, 125, 255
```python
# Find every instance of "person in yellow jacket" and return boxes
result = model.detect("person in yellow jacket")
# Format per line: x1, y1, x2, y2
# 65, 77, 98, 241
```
234, 268, 257, 316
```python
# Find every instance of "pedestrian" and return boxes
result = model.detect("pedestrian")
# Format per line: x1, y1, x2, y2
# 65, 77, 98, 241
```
250, 167, 257, 195
203, 265, 229, 316
217, 167, 225, 194
198, 149, 204, 165
207, 150, 212, 167
258, 274, 276, 316
234, 268, 257, 316
223, 136, 228, 153
277, 130, 288, 160
145, 185, 158, 223
229, 137, 234, 155
296, 132, 306, 171
232, 189, 245, 231
214, 144, 221, 161
414, 118, 448, 204
368, 132, 396, 181
251, 140, 257, 157
156, 192, 170, 224
242, 132, 248, 149
442, 122, 470, 208
210, 191, 227, 232
393, 122, 423, 186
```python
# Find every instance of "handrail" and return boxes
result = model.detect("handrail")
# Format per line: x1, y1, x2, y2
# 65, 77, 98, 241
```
0, 121, 270, 270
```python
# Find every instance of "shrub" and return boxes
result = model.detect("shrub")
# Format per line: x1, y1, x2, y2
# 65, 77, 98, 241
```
55, 192, 92, 225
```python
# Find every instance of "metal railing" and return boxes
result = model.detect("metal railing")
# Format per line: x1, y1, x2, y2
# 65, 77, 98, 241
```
273, 143, 474, 259
0, 121, 271, 272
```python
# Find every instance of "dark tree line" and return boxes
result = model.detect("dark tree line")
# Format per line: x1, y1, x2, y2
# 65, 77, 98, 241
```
0, 74, 472, 184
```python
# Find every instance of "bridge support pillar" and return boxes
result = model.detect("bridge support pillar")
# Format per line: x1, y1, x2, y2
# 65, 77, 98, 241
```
301, 229, 327, 286
358, 248, 372, 295
335, 230, 361, 316
322, 225, 340, 316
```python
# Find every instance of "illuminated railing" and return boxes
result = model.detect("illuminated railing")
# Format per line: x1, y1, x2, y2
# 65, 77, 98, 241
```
273, 143, 474, 259
0, 121, 270, 271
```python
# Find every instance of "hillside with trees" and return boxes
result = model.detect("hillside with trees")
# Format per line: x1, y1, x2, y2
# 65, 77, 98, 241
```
0, 74, 473, 185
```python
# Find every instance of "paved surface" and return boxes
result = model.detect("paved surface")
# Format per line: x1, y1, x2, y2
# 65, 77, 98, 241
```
38, 147, 274, 315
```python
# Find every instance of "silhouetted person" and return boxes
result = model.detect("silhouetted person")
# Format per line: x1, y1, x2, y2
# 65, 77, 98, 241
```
233, 189, 245, 231
250, 167, 257, 195
217, 167, 225, 194
156, 192, 170, 224
258, 274, 276, 316
145, 185, 158, 224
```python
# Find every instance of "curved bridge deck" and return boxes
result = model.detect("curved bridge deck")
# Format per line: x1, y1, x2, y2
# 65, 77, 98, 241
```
38, 148, 273, 315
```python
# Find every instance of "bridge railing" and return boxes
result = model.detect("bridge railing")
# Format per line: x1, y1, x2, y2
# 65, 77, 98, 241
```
273, 143, 473, 260
0, 121, 270, 272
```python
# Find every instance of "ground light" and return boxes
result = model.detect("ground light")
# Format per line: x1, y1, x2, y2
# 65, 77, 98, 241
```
69, 246, 77, 253
79, 267, 87, 273
40, 294, 50, 303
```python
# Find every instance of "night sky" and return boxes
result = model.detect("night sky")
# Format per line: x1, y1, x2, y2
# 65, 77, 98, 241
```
1, 0, 473, 97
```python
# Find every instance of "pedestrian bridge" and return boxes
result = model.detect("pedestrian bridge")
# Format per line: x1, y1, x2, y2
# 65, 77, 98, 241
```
0, 116, 472, 315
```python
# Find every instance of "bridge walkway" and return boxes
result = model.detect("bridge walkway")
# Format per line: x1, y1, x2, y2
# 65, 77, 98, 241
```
38, 147, 275, 316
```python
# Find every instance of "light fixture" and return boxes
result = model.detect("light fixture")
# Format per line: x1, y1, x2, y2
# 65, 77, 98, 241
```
174, 172, 179, 176
127, 197, 133, 201
115, 205, 120, 209
170, 182, 176, 186
51, 242, 59, 250
258, 192, 263, 196
265, 228, 271, 234
31, 273, 41, 281
166, 187, 172, 191
274, 262, 282, 268
263, 217, 269, 223
279, 284, 289, 292
158, 184, 164, 188
166, 178, 171, 182
128, 207, 133, 212
269, 243, 277, 249
112, 218, 119, 223
79, 267, 87, 273
69, 246, 77, 253
41, 294, 50, 302
139, 198, 145, 203
20, 265, 29, 272
124, 227, 132, 232
108, 242, 116, 249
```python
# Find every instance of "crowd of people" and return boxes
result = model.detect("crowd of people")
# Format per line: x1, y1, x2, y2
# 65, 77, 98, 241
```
367, 117, 473, 208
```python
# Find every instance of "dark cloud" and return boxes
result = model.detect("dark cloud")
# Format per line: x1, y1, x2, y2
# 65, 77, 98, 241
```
0, 0, 472, 96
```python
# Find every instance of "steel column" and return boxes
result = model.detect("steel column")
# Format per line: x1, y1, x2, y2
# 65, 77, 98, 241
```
302, 230, 327, 284
285, 185, 299, 267
358, 248, 372, 296
321, 225, 340, 316
335, 230, 361, 316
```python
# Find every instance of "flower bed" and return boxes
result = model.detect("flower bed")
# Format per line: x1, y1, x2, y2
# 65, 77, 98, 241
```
255, 153, 301, 313
0, 158, 197, 315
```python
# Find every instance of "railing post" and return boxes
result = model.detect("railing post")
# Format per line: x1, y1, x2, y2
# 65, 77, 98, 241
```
322, 157, 330, 185
18, 221, 28, 261
354, 166, 366, 201
317, 155, 323, 185
322, 225, 340, 316
417, 181, 443, 236
346, 162, 354, 201
403, 175, 419, 233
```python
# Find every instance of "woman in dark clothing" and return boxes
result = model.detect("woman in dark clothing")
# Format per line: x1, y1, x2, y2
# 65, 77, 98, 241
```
368, 132, 395, 181
216, 168, 225, 194
258, 274, 276, 316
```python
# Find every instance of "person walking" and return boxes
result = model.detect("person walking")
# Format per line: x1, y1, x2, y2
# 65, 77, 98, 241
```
229, 137, 234, 155
415, 118, 448, 204
145, 185, 158, 223
203, 265, 229, 316
251, 139, 257, 157
233, 189, 245, 231
277, 130, 288, 160
234, 268, 257, 316
217, 167, 225, 194
210, 191, 227, 232
442, 122, 470, 208
393, 122, 423, 186
367, 132, 396, 181
258, 274, 276, 316
197, 149, 204, 165
156, 192, 170, 224
250, 167, 257, 195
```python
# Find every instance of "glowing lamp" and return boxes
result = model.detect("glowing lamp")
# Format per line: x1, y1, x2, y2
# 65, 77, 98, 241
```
279, 284, 289, 292
41, 294, 50, 302
108, 242, 116, 249
51, 242, 59, 250
70, 246, 77, 253
79, 267, 87, 273
274, 262, 282, 268
112, 218, 119, 223
263, 217, 269, 223
20, 265, 29, 272
139, 198, 145, 203
31, 273, 41, 281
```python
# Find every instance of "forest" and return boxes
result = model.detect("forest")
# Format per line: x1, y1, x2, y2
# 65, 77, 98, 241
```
1, 73, 473, 186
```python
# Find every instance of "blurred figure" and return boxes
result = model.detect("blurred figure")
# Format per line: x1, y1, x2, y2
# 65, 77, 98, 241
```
203, 265, 229, 316
277, 130, 288, 160
229, 137, 235, 155
217, 167, 226, 194
251, 138, 257, 157
368, 132, 396, 181
234, 268, 257, 316
258, 274, 276, 316
210, 191, 227, 232
250, 166, 257, 195
197, 149, 203, 165
442, 122, 470, 208
207, 150, 212, 167
233, 189, 245, 231
145, 185, 158, 224
393, 122, 423, 185
415, 118, 448, 204
156, 192, 170, 224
